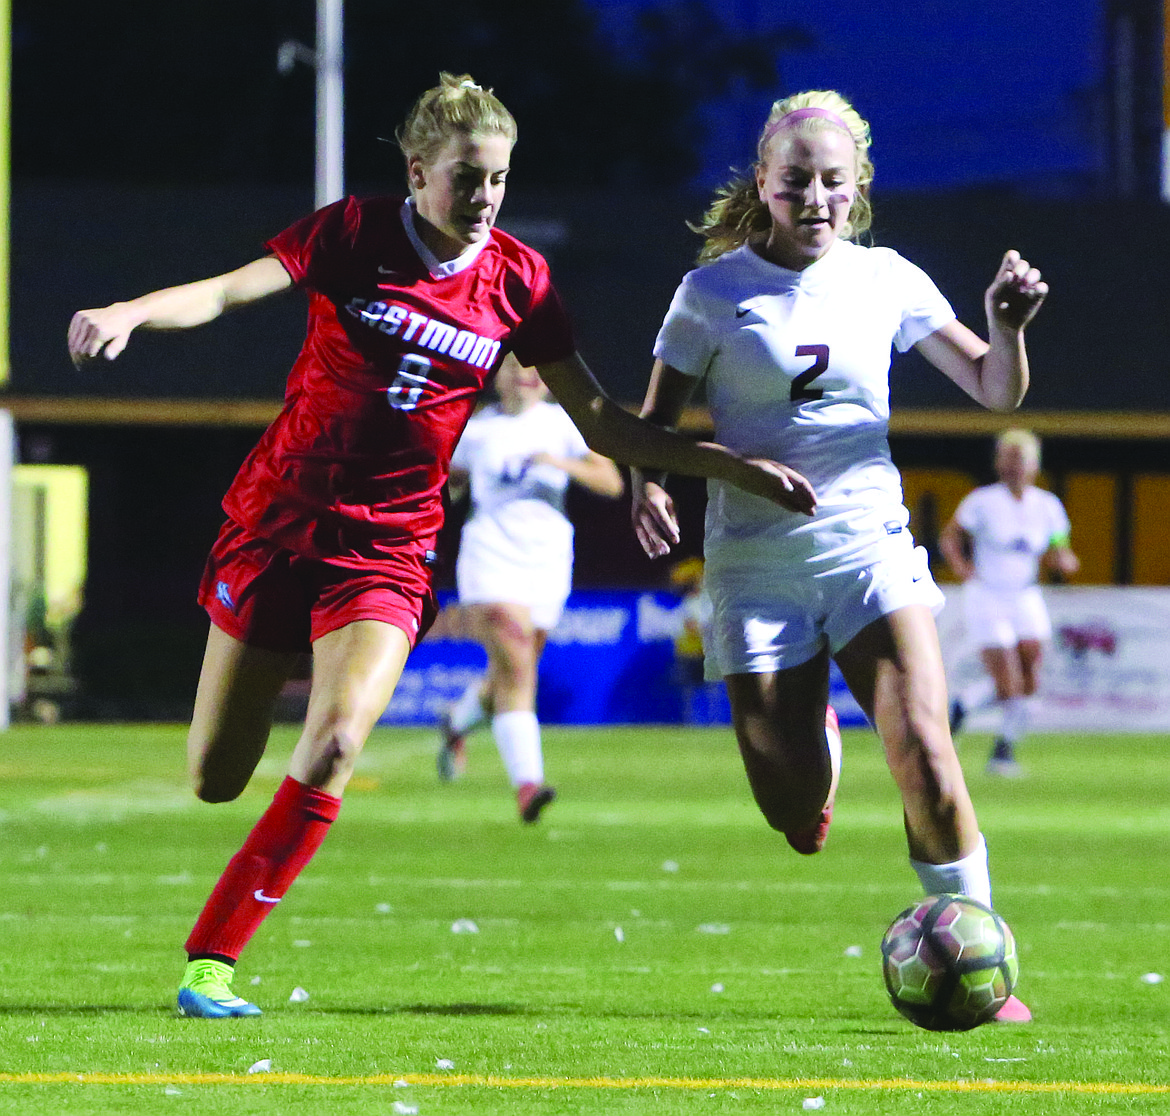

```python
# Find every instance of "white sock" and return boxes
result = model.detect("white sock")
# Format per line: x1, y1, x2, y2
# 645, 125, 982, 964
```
448, 681, 488, 736
957, 676, 996, 714
492, 710, 544, 787
1001, 696, 1029, 745
910, 833, 992, 907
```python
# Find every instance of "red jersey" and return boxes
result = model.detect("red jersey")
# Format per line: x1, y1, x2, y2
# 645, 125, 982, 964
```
221, 195, 576, 562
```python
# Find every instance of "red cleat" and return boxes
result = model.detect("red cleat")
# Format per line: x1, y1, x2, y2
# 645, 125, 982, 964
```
517, 782, 556, 824
993, 994, 1033, 1023
784, 706, 841, 856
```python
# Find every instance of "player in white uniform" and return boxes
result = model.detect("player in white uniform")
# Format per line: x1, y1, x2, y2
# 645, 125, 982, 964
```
438, 355, 623, 821
631, 90, 1047, 1023
940, 429, 1079, 775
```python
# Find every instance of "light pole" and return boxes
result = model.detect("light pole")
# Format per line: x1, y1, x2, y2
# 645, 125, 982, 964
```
278, 0, 345, 210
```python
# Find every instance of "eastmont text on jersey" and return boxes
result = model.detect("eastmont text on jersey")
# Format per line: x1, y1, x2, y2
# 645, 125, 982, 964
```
345, 297, 501, 369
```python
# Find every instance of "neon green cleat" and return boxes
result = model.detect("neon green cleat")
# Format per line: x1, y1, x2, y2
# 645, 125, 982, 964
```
177, 958, 261, 1018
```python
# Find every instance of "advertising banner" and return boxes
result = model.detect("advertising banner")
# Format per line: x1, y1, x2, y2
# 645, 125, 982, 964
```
938, 586, 1170, 732
381, 589, 867, 727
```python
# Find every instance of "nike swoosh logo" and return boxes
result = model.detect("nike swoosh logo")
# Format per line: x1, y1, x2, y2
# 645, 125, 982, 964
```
254, 889, 281, 904
735, 307, 751, 318
377, 265, 399, 274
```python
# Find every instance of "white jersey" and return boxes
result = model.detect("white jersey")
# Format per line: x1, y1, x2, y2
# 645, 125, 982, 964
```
955, 482, 1070, 592
653, 239, 955, 573
452, 400, 589, 614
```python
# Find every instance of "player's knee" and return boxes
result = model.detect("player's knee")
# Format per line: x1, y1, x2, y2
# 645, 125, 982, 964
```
303, 729, 362, 786
738, 730, 831, 833
754, 790, 824, 835
187, 729, 260, 802
190, 763, 248, 804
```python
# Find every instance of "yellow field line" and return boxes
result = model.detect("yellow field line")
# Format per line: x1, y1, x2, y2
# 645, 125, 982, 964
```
1, 1072, 1167, 1095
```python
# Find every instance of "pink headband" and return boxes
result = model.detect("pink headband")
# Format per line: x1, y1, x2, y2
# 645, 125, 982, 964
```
762, 106, 850, 148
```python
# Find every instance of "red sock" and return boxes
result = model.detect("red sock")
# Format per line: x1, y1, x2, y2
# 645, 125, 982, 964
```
185, 776, 342, 962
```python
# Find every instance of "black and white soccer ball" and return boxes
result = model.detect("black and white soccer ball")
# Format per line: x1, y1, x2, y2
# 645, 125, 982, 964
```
881, 894, 1019, 1031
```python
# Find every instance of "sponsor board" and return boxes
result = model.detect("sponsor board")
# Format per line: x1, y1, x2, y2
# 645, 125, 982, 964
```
381, 589, 866, 727
939, 586, 1170, 732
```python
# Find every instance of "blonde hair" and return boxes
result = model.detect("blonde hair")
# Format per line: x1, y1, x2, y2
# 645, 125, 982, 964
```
395, 73, 518, 173
691, 90, 873, 263
995, 428, 1041, 467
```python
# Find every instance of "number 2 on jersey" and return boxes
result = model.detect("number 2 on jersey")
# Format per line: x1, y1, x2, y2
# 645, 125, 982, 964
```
386, 354, 433, 411
790, 344, 829, 402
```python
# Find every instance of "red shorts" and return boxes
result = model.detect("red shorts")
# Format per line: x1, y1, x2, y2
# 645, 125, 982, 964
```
197, 519, 438, 654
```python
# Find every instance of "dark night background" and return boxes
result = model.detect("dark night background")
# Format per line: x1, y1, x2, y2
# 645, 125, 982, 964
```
7, 0, 1169, 715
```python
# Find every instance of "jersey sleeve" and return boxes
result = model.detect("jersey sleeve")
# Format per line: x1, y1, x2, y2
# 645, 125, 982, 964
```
507, 259, 577, 367
888, 252, 958, 353
265, 197, 354, 289
653, 272, 717, 379
953, 489, 982, 533
450, 427, 474, 472
1046, 492, 1071, 543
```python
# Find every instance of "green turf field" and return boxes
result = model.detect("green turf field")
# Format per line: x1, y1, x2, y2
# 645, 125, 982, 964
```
1, 722, 1169, 1114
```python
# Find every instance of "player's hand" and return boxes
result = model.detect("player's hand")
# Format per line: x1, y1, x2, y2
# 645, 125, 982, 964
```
735, 457, 817, 515
985, 251, 1047, 332
632, 481, 680, 559
67, 305, 137, 369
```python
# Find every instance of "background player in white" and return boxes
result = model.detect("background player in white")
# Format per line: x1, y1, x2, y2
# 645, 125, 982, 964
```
631, 90, 1047, 1022
940, 429, 1079, 776
438, 354, 623, 821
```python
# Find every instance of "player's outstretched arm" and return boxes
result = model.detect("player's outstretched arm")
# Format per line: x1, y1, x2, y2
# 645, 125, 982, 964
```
538, 353, 816, 558
531, 451, 625, 499
938, 518, 975, 582
68, 256, 293, 368
630, 360, 697, 559
914, 251, 1047, 413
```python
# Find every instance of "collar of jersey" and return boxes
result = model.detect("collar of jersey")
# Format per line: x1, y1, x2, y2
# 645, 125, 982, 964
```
741, 237, 849, 289
400, 199, 489, 279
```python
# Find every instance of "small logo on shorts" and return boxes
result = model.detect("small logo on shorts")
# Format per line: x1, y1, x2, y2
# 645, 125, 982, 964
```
411, 618, 419, 631
884, 521, 903, 535
215, 580, 236, 612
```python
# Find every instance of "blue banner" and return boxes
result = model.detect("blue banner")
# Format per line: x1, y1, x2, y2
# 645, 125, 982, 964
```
380, 589, 867, 728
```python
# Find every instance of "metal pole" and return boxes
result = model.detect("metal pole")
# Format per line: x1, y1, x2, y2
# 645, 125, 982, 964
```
0, 0, 11, 727
1162, 0, 1170, 200
1113, 9, 1137, 199
316, 0, 345, 209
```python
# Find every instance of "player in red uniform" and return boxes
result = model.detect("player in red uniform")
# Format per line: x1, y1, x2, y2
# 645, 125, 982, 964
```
67, 73, 816, 1018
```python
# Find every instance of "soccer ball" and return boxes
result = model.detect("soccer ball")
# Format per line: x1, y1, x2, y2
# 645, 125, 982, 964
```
880, 894, 1019, 1031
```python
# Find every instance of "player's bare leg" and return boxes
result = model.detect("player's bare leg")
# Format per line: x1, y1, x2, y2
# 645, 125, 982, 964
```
188, 623, 299, 803
179, 620, 411, 1018
462, 602, 555, 821
836, 605, 978, 864
289, 620, 412, 795
726, 649, 839, 852
837, 605, 1029, 1022
980, 644, 1028, 776
1017, 639, 1043, 696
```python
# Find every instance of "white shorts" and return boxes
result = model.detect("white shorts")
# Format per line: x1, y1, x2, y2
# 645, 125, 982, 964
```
456, 537, 571, 633
705, 534, 944, 677
962, 581, 1051, 649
